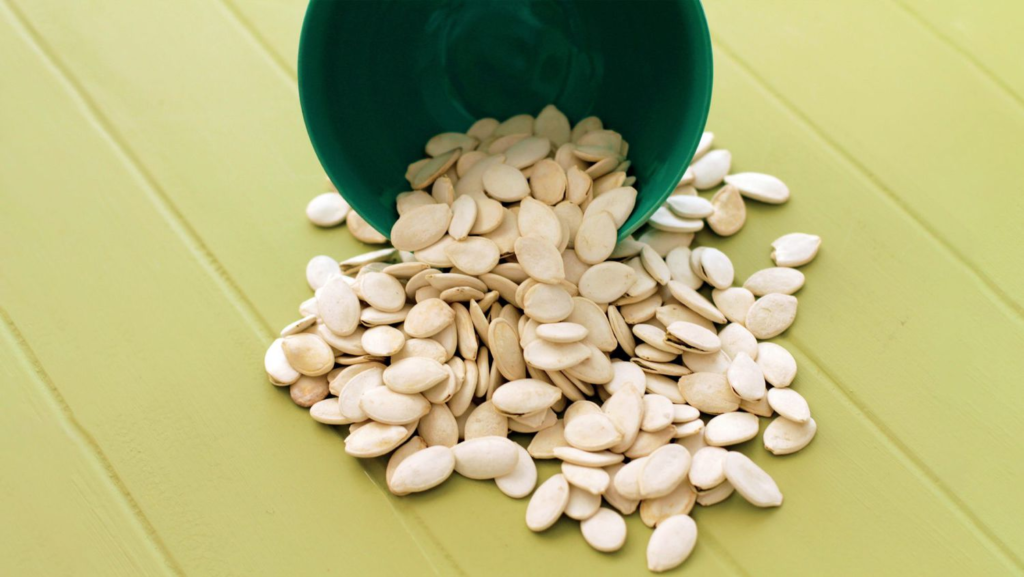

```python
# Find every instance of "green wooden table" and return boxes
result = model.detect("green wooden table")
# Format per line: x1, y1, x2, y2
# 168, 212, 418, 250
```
2, 1, 1022, 575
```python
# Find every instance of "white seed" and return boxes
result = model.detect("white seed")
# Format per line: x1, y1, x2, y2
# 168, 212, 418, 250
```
452, 436, 519, 479
534, 105, 571, 146
693, 131, 713, 160
767, 388, 811, 423
712, 281, 755, 322
389, 446, 456, 494
704, 412, 760, 447
679, 372, 741, 414
580, 508, 627, 553
740, 395, 775, 418
583, 186, 637, 228
625, 427, 675, 459
613, 457, 647, 500
397, 190, 436, 216
648, 206, 703, 233
718, 323, 759, 361
306, 255, 341, 290
445, 237, 501, 275
448, 195, 478, 240
745, 293, 799, 339
695, 247, 734, 289
564, 412, 623, 451
505, 136, 551, 169
432, 175, 455, 205
639, 444, 692, 498
757, 342, 798, 387
640, 246, 672, 286
764, 416, 817, 455
673, 419, 705, 439
744, 267, 806, 296
647, 514, 698, 573
771, 232, 822, 267
691, 149, 731, 189
345, 421, 415, 458
668, 281, 726, 324
723, 452, 783, 507
309, 397, 347, 425
383, 357, 448, 393
390, 203, 453, 252
640, 482, 696, 527
526, 473, 570, 532
306, 192, 350, 227
319, 276, 362, 337
641, 394, 675, 433
534, 322, 588, 343
360, 272, 406, 312
639, 229, 694, 257
707, 184, 746, 236
681, 350, 732, 375
673, 404, 700, 423
562, 462, 611, 495
265, 338, 300, 385
425, 132, 477, 157
665, 247, 702, 290
665, 321, 721, 354
281, 334, 334, 377
727, 352, 767, 401
514, 236, 565, 284
574, 212, 618, 265
553, 446, 623, 468
665, 195, 713, 219
346, 211, 389, 244
491, 379, 562, 416
464, 401, 509, 439
482, 163, 530, 202
496, 444, 538, 498
495, 113, 534, 136
404, 298, 455, 338
689, 446, 728, 490
565, 485, 602, 520
386, 437, 426, 491
523, 282, 573, 323
579, 262, 636, 304
724, 172, 790, 204
419, 403, 459, 447
696, 481, 734, 506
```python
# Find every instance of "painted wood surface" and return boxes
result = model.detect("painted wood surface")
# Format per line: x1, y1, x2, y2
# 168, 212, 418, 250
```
1, 1, 1021, 575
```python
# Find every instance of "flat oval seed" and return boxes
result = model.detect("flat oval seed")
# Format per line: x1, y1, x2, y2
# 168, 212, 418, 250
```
309, 397, 347, 425
318, 275, 362, 337
648, 206, 703, 233
665, 321, 721, 354
347, 211, 389, 244
697, 247, 734, 289
673, 404, 701, 423
666, 247, 702, 289
265, 338, 300, 385
383, 357, 448, 393
386, 437, 426, 490
390, 204, 453, 251
704, 412, 760, 446
639, 444, 692, 498
641, 394, 675, 432
565, 485, 602, 520
723, 452, 783, 507
562, 462, 611, 495
689, 446, 728, 490
564, 413, 623, 451
724, 172, 790, 204
553, 446, 624, 467
668, 281, 726, 324
603, 464, 640, 515
448, 194, 478, 240
707, 184, 746, 236
764, 417, 817, 455
405, 298, 456, 338
419, 403, 459, 447
489, 318, 527, 380
445, 237, 500, 275
518, 197, 563, 247
696, 481, 735, 507
483, 163, 530, 201
757, 342, 798, 387
496, 445, 538, 498
535, 322, 588, 343
514, 236, 565, 284
464, 401, 509, 439
625, 427, 675, 459
647, 515, 698, 573
452, 436, 519, 479
530, 159, 568, 204
583, 186, 637, 227
345, 421, 415, 458
492, 379, 562, 416
529, 421, 568, 459
574, 212, 618, 264
360, 387, 429, 425
692, 149, 731, 189
524, 282, 573, 323
581, 508, 627, 553
505, 136, 551, 169
612, 457, 647, 500
665, 195, 713, 219
679, 373, 741, 414
767, 388, 811, 423
718, 323, 758, 362
567, 297, 617, 352
745, 294, 799, 339
579, 262, 636, 304
771, 232, 822, 267
389, 446, 456, 494
306, 192, 350, 227
526, 473, 570, 532
744, 267, 806, 296
640, 482, 696, 527
604, 388, 644, 452
524, 339, 590, 370
396, 190, 436, 215
711, 288, 754, 325
727, 352, 767, 401
306, 255, 341, 290
425, 132, 477, 157
281, 334, 334, 376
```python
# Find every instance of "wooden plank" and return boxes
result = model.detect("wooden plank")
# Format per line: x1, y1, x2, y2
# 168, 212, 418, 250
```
5, 0, 1022, 574
894, 0, 1024, 101
0, 314, 176, 577
703, 0, 1024, 311
0, 6, 451, 576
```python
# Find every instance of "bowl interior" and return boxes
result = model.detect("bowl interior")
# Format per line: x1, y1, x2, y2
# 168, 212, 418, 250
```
299, 0, 712, 240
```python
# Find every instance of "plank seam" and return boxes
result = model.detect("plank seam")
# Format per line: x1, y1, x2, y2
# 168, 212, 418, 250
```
785, 333, 1024, 573
709, 35, 1024, 325
1, 1, 455, 573
888, 0, 1024, 109
0, 305, 185, 577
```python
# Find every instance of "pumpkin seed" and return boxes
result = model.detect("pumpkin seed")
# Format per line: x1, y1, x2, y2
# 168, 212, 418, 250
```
581, 508, 627, 553
528, 420, 568, 459
689, 446, 728, 490
757, 342, 797, 387
496, 444, 538, 498
562, 462, 611, 495
640, 482, 696, 527
574, 212, 617, 264
727, 351, 767, 402
764, 416, 817, 455
452, 436, 519, 479
345, 421, 417, 458
696, 481, 734, 507
281, 334, 334, 377
673, 419, 705, 439
704, 412, 760, 447
514, 236, 565, 284
505, 136, 551, 169
564, 412, 623, 451
419, 403, 459, 447
639, 229, 694, 257
771, 232, 822, 267
767, 388, 811, 423
491, 379, 562, 416
565, 485, 602, 520
603, 463, 640, 515
464, 400, 508, 439
383, 357, 448, 393
526, 473, 570, 532
673, 404, 700, 423
665, 321, 721, 354
612, 457, 647, 500
724, 172, 790, 204
679, 372, 741, 414
448, 195, 478, 240
745, 293, 799, 339
744, 267, 805, 296
723, 451, 783, 507
306, 192, 350, 227
391, 204, 453, 251
346, 211, 389, 244
691, 149, 731, 190
404, 298, 456, 338
625, 427, 676, 459
306, 255, 341, 291
265, 338, 301, 385
641, 394, 675, 433
389, 445, 456, 495
579, 262, 636, 304
665, 195, 713, 219
647, 514, 698, 573
668, 281, 726, 324
649, 206, 704, 233
707, 184, 746, 236
711, 287, 755, 325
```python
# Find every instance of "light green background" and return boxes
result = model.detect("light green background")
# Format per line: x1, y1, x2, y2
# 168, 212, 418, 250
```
1, 1, 1022, 575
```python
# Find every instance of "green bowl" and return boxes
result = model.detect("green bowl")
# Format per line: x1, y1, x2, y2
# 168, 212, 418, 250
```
299, 0, 713, 240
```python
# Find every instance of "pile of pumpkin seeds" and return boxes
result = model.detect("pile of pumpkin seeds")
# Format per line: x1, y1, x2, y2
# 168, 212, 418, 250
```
272, 105, 821, 573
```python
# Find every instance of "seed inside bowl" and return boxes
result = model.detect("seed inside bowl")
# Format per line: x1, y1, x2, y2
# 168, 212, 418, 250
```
284, 106, 821, 573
